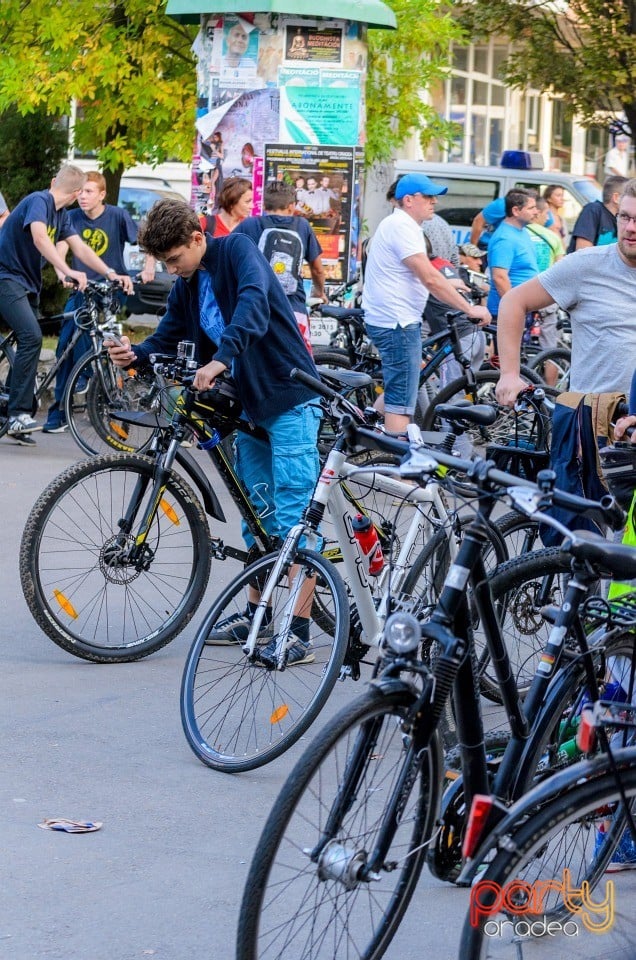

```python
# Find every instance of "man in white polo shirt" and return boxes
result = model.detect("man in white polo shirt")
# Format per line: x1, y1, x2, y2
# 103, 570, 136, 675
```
362, 173, 491, 434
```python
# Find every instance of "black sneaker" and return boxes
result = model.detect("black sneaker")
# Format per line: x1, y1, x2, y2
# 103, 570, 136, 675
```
204, 610, 273, 646
255, 634, 315, 668
10, 431, 37, 446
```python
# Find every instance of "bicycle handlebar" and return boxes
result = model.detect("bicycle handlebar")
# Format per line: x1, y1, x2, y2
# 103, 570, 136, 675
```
340, 418, 625, 530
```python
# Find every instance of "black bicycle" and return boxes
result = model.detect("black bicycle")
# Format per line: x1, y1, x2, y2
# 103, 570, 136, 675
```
236, 422, 636, 960
0, 278, 159, 454
19, 342, 430, 663
460, 698, 636, 958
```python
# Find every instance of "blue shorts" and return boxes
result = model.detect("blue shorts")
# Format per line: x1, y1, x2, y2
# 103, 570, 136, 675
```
366, 322, 421, 416
234, 401, 322, 550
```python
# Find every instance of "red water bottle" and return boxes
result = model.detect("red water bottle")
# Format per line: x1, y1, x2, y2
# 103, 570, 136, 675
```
351, 514, 384, 576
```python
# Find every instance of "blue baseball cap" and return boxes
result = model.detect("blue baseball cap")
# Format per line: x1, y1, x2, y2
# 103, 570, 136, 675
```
394, 173, 448, 199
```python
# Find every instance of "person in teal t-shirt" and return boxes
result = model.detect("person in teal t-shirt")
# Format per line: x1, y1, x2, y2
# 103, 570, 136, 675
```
487, 189, 538, 317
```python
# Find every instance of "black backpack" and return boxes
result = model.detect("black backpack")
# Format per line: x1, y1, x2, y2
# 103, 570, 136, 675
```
257, 227, 304, 295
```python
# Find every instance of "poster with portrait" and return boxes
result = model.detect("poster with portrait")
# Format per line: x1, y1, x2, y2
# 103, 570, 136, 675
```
219, 15, 261, 89
263, 143, 354, 281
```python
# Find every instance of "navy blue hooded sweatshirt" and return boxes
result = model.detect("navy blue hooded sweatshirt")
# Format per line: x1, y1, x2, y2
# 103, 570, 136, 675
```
131, 232, 319, 421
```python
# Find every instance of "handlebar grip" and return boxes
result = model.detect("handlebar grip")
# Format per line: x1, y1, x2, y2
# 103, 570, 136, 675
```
551, 488, 626, 531
341, 419, 410, 458
290, 367, 341, 402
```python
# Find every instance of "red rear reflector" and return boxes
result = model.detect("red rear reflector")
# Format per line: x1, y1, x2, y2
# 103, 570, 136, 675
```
576, 706, 597, 753
463, 794, 494, 861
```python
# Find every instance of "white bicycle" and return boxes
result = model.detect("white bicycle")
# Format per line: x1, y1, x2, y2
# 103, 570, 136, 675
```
180, 369, 505, 772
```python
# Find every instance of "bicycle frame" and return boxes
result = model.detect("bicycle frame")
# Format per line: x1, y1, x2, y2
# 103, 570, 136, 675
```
242, 443, 454, 664
307, 467, 636, 885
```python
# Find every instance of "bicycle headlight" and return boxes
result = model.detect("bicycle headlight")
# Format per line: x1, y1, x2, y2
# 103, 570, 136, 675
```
383, 613, 421, 655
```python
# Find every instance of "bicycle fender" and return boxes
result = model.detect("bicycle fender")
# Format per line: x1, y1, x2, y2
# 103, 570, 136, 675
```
368, 676, 419, 700
174, 447, 226, 522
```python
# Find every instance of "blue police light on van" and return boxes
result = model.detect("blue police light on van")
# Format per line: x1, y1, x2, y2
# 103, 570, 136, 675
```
500, 151, 544, 170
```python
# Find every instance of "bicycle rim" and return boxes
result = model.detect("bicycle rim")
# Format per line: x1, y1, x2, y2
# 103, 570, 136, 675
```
461, 757, 636, 959
65, 351, 159, 455
181, 550, 349, 772
20, 455, 210, 661
237, 687, 442, 960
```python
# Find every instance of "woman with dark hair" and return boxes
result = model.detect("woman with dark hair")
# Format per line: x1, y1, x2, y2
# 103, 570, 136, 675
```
200, 177, 253, 237
543, 184, 568, 243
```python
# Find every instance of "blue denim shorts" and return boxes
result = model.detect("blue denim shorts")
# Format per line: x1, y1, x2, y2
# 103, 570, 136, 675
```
234, 401, 322, 549
365, 322, 421, 415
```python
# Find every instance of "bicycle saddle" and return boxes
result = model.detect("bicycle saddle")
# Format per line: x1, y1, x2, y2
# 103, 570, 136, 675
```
319, 305, 365, 321
317, 366, 373, 390
434, 402, 498, 427
568, 531, 636, 581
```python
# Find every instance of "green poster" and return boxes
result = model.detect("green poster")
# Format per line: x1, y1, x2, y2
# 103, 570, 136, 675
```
280, 85, 359, 145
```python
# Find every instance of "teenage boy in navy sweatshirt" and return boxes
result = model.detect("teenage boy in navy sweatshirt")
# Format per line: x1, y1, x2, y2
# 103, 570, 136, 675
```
106, 198, 321, 665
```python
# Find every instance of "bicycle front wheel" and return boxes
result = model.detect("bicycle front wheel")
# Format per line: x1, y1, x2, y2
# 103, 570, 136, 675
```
0, 335, 15, 437
64, 350, 160, 456
20, 454, 211, 662
460, 748, 636, 959
181, 549, 349, 772
237, 685, 442, 960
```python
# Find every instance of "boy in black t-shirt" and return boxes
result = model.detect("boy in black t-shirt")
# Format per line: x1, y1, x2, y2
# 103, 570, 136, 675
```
0, 164, 131, 445
43, 172, 152, 433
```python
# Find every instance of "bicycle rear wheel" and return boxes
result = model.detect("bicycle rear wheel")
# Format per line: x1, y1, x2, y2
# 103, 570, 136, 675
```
420, 368, 548, 454
236, 685, 442, 960
20, 454, 211, 662
529, 346, 571, 392
64, 349, 160, 456
180, 549, 349, 772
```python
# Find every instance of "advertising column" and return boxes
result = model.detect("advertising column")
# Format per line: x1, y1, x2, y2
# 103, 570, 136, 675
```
190, 13, 367, 282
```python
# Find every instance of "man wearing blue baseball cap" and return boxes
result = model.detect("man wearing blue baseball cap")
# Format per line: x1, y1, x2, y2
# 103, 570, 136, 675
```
363, 173, 491, 434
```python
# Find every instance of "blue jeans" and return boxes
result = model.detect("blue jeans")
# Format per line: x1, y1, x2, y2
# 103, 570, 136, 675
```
0, 278, 42, 417
234, 401, 321, 550
49, 291, 91, 414
365, 322, 421, 416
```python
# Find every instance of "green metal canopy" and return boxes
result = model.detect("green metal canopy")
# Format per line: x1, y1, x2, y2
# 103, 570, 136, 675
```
166, 0, 396, 29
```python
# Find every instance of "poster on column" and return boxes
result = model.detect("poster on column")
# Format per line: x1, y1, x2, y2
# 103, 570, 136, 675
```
263, 143, 354, 281
278, 66, 360, 145
193, 89, 280, 216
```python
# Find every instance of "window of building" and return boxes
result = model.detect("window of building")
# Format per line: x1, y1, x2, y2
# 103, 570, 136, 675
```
445, 40, 508, 165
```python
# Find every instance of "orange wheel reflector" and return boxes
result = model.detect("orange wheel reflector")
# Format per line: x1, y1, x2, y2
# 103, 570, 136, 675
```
53, 589, 78, 619
159, 499, 180, 525
108, 421, 130, 440
270, 704, 290, 725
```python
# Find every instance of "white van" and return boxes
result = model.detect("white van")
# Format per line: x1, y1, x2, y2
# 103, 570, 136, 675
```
388, 154, 602, 244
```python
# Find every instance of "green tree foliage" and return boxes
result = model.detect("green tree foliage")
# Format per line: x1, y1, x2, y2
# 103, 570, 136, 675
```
366, 0, 465, 164
0, 108, 68, 206
0, 0, 197, 201
0, 109, 70, 313
462, 0, 636, 138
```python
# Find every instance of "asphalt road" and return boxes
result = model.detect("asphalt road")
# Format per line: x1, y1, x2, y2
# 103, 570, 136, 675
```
2, 428, 634, 960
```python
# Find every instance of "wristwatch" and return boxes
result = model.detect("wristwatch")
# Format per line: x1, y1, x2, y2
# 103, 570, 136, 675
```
106, 268, 117, 278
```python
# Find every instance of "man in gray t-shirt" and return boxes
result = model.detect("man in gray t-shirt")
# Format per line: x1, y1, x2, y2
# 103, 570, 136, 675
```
496, 178, 636, 406
0, 191, 9, 228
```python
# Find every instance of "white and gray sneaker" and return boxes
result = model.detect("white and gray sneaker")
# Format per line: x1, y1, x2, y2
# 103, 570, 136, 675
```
7, 414, 40, 445
205, 610, 274, 646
